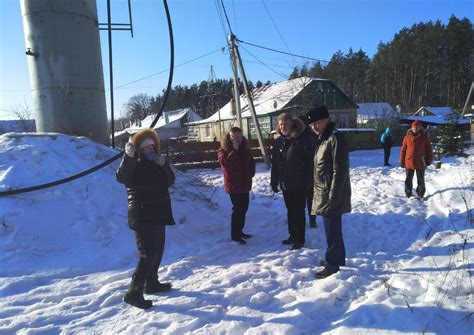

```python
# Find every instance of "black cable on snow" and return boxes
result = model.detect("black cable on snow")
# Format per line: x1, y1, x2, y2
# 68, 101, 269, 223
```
0, 0, 174, 197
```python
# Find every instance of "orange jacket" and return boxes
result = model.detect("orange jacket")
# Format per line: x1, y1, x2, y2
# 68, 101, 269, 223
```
400, 129, 433, 170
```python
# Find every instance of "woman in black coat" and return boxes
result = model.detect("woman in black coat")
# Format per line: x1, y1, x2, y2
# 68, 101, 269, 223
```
116, 128, 175, 309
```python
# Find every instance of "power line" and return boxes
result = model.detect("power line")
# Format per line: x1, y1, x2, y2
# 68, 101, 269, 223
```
231, 0, 238, 34
237, 38, 330, 64
261, 0, 296, 66
113, 47, 225, 90
213, 0, 228, 42
241, 57, 295, 70
219, 0, 233, 35
239, 44, 287, 79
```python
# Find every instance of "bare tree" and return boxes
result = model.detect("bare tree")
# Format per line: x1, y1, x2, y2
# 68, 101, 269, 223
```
8, 101, 35, 132
124, 94, 153, 122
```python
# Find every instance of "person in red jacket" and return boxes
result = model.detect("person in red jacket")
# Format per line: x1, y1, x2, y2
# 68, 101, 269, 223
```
218, 127, 256, 244
400, 120, 433, 199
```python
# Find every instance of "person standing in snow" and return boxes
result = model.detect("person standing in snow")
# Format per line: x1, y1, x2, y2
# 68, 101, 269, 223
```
116, 129, 175, 309
271, 113, 316, 250
400, 120, 433, 199
380, 127, 394, 166
298, 115, 319, 228
306, 105, 351, 279
218, 127, 256, 245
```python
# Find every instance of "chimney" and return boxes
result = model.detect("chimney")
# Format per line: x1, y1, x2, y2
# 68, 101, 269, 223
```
164, 112, 169, 124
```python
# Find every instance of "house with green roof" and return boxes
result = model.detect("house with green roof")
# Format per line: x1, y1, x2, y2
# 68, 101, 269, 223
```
186, 77, 357, 141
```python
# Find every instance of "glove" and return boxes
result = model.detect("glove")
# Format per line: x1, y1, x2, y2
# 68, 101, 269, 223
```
125, 142, 135, 158
154, 153, 166, 166
272, 185, 279, 193
400, 163, 405, 168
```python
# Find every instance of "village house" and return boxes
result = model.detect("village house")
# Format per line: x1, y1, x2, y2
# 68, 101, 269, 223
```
186, 77, 357, 142
113, 107, 202, 147
356, 102, 398, 127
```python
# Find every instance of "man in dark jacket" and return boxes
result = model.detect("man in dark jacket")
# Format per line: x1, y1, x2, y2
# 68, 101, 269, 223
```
299, 115, 319, 228
271, 113, 316, 250
116, 129, 175, 309
306, 106, 351, 279
218, 127, 256, 244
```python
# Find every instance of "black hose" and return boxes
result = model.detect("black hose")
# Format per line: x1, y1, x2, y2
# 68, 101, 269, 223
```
150, 0, 174, 129
0, 0, 174, 197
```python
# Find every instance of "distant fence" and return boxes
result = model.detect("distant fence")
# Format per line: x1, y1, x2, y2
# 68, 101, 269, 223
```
160, 129, 393, 170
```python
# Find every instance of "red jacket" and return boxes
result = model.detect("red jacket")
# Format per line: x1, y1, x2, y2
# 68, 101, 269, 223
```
218, 136, 256, 194
400, 129, 433, 170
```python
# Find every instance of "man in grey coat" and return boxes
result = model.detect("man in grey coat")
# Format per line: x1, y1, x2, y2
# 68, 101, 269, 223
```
306, 106, 351, 279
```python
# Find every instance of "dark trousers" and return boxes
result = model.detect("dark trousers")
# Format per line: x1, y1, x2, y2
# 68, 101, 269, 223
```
283, 189, 306, 244
322, 215, 346, 270
132, 226, 166, 286
383, 147, 391, 165
230, 193, 249, 239
305, 188, 315, 219
405, 169, 426, 197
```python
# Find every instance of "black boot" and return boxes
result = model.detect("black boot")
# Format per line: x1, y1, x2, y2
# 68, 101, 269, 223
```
124, 282, 153, 309
144, 277, 172, 294
309, 215, 317, 228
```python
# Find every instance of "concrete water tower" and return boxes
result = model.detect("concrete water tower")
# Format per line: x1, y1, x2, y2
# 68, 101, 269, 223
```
20, 0, 108, 143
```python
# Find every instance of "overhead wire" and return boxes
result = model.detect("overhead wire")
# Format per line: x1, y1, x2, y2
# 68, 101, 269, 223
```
237, 38, 330, 64
113, 47, 225, 90
231, 0, 238, 34
239, 44, 288, 79
213, 0, 229, 42
219, 0, 234, 35
261, 0, 296, 67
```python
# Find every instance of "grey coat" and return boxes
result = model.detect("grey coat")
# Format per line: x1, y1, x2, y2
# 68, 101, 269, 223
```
312, 122, 351, 216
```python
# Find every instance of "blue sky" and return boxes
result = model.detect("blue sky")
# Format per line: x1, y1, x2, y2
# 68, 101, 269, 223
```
0, 0, 472, 120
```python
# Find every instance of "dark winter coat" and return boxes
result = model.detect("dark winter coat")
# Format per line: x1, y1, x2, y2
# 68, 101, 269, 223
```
380, 127, 393, 149
271, 118, 316, 191
218, 135, 256, 194
312, 122, 351, 216
116, 130, 175, 231
400, 128, 433, 170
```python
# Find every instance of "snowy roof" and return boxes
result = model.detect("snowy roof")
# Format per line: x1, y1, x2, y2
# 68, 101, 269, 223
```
187, 77, 317, 125
401, 115, 470, 125
414, 106, 453, 117
356, 103, 396, 119
115, 108, 201, 136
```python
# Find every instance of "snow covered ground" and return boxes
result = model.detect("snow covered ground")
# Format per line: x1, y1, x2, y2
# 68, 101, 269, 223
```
0, 132, 472, 334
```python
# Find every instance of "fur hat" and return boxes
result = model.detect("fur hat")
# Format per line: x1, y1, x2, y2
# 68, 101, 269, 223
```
306, 105, 329, 123
131, 129, 160, 159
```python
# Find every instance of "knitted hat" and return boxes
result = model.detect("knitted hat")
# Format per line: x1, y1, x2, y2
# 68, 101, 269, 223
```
306, 105, 329, 123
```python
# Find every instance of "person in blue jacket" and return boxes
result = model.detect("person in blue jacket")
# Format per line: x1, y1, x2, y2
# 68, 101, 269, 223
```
380, 127, 394, 166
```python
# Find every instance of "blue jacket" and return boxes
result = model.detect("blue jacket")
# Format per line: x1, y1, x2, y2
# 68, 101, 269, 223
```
380, 128, 393, 148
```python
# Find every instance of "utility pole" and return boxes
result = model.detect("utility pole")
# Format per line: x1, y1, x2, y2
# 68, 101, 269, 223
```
229, 34, 270, 168
462, 82, 474, 115
207, 65, 221, 137
229, 34, 242, 129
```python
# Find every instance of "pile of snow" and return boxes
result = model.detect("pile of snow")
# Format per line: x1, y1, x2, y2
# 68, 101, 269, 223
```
0, 132, 472, 334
